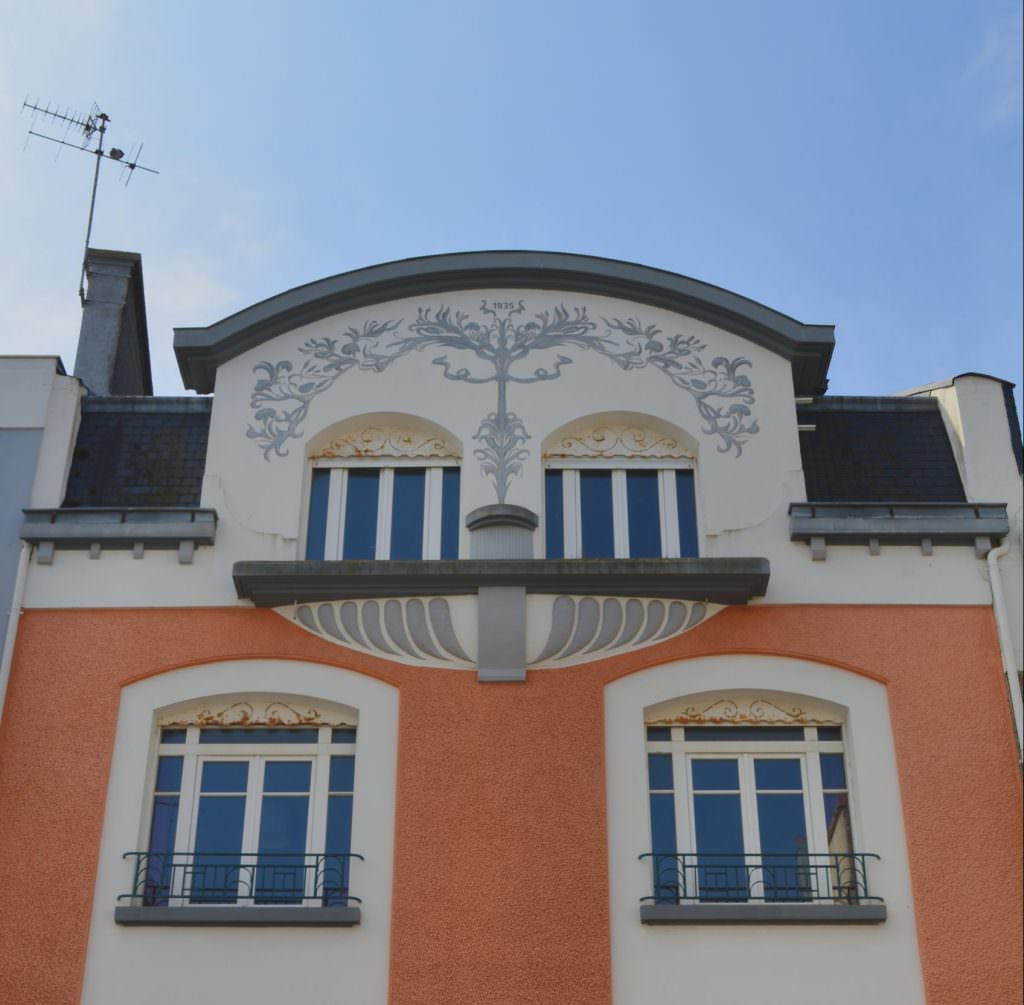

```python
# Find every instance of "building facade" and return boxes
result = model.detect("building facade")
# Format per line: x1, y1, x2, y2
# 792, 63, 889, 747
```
0, 251, 1020, 1005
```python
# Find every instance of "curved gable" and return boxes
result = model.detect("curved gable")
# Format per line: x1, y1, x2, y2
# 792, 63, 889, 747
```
174, 251, 834, 395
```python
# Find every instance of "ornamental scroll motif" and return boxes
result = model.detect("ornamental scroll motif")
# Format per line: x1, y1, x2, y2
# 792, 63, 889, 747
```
546, 423, 690, 460
158, 699, 356, 728
248, 301, 759, 502
646, 695, 842, 726
310, 425, 459, 460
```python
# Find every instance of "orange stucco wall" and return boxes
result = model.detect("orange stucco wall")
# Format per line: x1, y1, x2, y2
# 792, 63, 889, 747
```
0, 605, 1020, 1005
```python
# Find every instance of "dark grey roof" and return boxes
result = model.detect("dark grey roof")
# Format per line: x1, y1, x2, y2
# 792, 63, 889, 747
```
174, 251, 835, 396
798, 397, 966, 503
63, 397, 211, 508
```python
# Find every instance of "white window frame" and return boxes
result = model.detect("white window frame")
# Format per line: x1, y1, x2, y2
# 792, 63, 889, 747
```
646, 726, 852, 898
309, 458, 460, 561
544, 458, 697, 559
152, 725, 356, 906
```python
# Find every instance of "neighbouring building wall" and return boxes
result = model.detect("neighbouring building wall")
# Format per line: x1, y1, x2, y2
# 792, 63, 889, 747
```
0, 357, 81, 672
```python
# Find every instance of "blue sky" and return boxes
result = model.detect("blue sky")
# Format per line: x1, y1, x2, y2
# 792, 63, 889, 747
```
2, 1, 1021, 409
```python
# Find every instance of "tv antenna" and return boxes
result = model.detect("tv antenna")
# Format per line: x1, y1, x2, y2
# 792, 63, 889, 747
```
22, 98, 159, 304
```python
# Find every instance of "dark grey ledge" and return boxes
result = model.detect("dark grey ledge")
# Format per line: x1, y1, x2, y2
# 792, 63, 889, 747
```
22, 508, 217, 565
115, 905, 360, 926
640, 903, 886, 925
790, 501, 1008, 558
233, 557, 770, 607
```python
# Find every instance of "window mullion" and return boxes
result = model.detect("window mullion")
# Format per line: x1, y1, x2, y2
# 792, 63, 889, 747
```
376, 469, 394, 559
739, 755, 760, 861
563, 470, 581, 559
611, 470, 629, 558
423, 467, 443, 560
325, 469, 346, 560
672, 751, 690, 893
659, 470, 680, 558
804, 751, 829, 856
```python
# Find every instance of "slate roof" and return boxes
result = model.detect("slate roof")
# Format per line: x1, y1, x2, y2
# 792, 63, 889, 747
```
61, 393, 968, 510
63, 397, 211, 508
797, 397, 966, 503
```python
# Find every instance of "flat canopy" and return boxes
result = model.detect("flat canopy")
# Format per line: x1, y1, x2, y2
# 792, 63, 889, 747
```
174, 251, 834, 394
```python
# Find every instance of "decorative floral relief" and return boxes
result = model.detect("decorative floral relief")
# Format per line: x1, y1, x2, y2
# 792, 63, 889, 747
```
548, 424, 688, 459
159, 700, 354, 728
647, 697, 839, 726
248, 301, 759, 500
311, 425, 458, 460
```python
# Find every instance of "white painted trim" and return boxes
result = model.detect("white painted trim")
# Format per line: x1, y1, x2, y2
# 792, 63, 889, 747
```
612, 470, 630, 558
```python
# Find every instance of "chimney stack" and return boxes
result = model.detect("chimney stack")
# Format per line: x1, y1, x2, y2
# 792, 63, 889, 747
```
74, 249, 153, 396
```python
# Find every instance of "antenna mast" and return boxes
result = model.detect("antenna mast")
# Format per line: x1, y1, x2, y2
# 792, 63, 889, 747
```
22, 99, 159, 304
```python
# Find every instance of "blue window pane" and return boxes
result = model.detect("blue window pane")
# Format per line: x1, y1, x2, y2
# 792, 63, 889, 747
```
263, 761, 311, 793
305, 469, 331, 560
160, 728, 186, 744
646, 726, 671, 741
390, 468, 425, 560
757, 793, 808, 852
144, 795, 179, 906
326, 794, 354, 853
440, 469, 461, 559
580, 471, 614, 558
330, 755, 355, 792
820, 754, 847, 790
192, 795, 246, 903
200, 761, 248, 793
626, 471, 662, 557
694, 793, 747, 901
649, 792, 677, 852
544, 470, 564, 559
324, 794, 354, 904
342, 470, 380, 559
692, 759, 739, 791
756, 792, 811, 901
647, 753, 674, 790
199, 728, 318, 744
648, 793, 679, 903
149, 796, 180, 854
675, 470, 698, 557
256, 795, 310, 903
155, 755, 183, 793
754, 759, 803, 791
684, 726, 805, 742
817, 726, 843, 741
331, 727, 357, 743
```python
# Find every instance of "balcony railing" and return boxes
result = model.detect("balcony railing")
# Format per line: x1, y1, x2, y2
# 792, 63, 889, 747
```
639, 852, 883, 905
119, 851, 364, 908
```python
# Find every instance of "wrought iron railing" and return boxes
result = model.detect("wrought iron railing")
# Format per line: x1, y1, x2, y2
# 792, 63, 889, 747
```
638, 852, 882, 905
119, 852, 364, 907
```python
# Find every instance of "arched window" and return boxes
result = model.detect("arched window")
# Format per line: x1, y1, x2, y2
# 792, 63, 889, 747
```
304, 414, 462, 561
641, 690, 870, 911
542, 413, 699, 559
122, 694, 362, 922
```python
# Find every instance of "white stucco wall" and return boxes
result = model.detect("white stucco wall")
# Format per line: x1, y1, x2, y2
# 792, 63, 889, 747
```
605, 655, 926, 1005
80, 660, 398, 1005
20, 291, 1010, 611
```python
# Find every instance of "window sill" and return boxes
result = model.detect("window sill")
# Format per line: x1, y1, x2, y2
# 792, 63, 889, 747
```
114, 905, 361, 927
640, 903, 886, 925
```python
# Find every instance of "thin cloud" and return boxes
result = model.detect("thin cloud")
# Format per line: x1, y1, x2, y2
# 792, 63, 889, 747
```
963, 12, 1023, 128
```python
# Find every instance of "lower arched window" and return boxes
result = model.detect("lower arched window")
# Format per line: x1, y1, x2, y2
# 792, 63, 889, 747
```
643, 693, 862, 906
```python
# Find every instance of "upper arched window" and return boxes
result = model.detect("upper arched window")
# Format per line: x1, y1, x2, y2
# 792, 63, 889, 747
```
542, 413, 698, 559
304, 414, 462, 560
